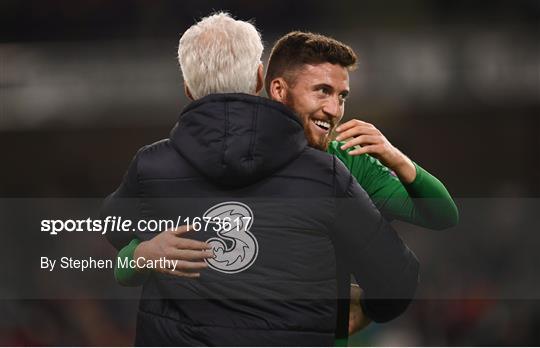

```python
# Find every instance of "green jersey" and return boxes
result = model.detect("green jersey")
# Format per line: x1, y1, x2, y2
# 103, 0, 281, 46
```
327, 141, 458, 229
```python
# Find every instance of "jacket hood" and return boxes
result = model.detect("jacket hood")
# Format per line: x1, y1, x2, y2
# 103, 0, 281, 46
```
169, 93, 307, 187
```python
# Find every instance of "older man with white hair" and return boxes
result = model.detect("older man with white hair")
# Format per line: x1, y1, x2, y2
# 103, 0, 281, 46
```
178, 13, 264, 99
103, 12, 418, 346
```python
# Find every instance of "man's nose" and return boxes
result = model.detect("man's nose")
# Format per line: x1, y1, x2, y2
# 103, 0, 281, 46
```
322, 97, 342, 120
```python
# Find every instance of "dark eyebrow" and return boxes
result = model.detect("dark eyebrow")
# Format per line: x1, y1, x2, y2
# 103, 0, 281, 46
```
313, 83, 333, 92
313, 83, 349, 98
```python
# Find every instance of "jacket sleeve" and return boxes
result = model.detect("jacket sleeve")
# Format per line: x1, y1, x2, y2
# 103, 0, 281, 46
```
100, 148, 145, 250
331, 159, 420, 323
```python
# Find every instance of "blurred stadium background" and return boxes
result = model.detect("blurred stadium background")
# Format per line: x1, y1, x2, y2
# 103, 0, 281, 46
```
1, 0, 539, 346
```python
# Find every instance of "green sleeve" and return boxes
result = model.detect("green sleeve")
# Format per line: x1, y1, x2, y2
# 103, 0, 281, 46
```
328, 141, 458, 230
114, 238, 150, 286
334, 337, 348, 346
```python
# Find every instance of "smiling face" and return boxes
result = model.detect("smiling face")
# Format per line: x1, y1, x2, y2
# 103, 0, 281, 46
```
280, 63, 350, 150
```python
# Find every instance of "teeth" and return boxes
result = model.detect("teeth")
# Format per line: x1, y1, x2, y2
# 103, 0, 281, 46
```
313, 120, 330, 130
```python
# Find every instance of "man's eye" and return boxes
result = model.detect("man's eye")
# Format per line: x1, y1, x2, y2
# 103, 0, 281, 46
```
317, 87, 330, 95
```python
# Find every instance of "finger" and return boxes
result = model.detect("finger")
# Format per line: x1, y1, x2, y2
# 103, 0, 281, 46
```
335, 127, 379, 141
340, 135, 380, 150
335, 119, 371, 132
169, 224, 191, 235
347, 145, 379, 156
175, 238, 211, 250
168, 249, 215, 261
175, 260, 209, 271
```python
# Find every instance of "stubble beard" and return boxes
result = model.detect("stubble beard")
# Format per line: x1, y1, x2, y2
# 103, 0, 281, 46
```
283, 95, 330, 151
307, 126, 330, 151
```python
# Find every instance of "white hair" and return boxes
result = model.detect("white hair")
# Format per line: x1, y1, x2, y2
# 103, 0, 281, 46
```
178, 12, 263, 100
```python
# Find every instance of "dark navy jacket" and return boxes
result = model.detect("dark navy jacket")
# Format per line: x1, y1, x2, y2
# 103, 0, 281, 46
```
103, 94, 419, 346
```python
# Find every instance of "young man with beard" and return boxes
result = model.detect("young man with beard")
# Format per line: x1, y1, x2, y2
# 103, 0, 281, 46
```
266, 31, 458, 232
103, 13, 419, 346
265, 31, 458, 343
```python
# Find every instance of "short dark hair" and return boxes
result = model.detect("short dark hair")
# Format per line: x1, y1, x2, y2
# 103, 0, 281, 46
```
265, 31, 358, 94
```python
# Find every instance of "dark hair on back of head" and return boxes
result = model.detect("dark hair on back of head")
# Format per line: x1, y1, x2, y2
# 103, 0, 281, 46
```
265, 31, 358, 94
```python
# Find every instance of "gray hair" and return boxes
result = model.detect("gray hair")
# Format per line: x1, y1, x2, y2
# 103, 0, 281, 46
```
178, 12, 263, 99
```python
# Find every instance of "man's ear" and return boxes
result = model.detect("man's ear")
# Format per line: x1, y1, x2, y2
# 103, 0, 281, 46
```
255, 64, 264, 94
269, 77, 288, 103
184, 84, 194, 101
